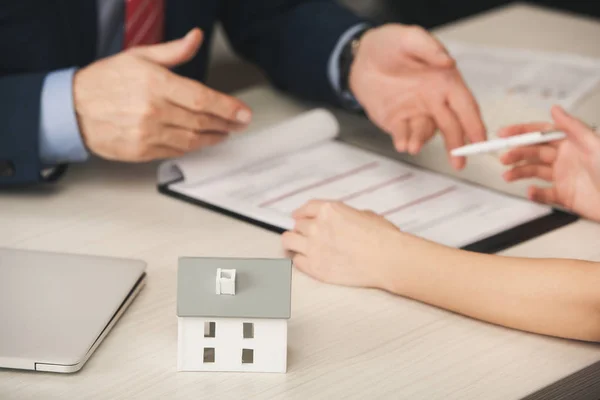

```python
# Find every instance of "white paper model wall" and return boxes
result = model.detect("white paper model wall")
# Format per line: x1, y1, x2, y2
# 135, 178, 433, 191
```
177, 317, 288, 373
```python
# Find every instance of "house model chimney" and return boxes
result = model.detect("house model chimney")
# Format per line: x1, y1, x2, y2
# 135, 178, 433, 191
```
215, 268, 236, 295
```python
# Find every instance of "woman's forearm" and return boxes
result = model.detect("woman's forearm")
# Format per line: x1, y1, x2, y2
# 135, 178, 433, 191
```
384, 235, 600, 341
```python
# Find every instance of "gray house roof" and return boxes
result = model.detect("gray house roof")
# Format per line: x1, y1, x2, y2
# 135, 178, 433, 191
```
177, 257, 292, 319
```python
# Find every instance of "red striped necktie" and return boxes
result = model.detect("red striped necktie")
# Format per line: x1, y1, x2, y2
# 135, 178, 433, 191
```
123, 0, 165, 49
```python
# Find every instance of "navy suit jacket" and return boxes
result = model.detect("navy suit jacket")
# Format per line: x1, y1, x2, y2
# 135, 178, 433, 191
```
0, 0, 363, 186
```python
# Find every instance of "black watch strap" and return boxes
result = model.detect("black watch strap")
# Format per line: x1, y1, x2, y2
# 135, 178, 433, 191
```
338, 27, 369, 102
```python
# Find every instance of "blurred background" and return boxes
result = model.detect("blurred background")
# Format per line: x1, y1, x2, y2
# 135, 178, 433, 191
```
207, 0, 600, 95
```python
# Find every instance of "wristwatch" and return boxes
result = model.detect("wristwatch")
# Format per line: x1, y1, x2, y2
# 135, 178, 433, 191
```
338, 27, 369, 105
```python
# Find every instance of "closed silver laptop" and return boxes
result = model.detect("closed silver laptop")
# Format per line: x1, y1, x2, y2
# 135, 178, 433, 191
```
0, 248, 146, 373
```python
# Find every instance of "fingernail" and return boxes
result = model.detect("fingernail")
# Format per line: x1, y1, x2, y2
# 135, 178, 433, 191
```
236, 109, 252, 124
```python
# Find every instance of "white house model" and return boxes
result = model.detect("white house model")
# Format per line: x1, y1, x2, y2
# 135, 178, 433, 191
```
177, 257, 292, 373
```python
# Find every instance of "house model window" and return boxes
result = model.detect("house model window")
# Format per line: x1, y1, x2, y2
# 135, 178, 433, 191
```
242, 349, 254, 364
215, 268, 236, 295
243, 322, 254, 339
203, 348, 215, 363
204, 321, 216, 338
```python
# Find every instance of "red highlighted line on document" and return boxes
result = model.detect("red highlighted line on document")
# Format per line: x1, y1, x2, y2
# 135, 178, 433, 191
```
259, 162, 379, 208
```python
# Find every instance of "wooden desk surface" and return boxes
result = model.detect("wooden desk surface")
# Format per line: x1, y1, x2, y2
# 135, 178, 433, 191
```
2, 3, 600, 400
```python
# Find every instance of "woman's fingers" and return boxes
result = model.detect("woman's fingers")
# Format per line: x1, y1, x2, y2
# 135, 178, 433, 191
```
292, 199, 328, 219
293, 219, 315, 236
500, 145, 558, 166
528, 185, 558, 206
292, 254, 309, 273
281, 231, 308, 255
503, 163, 553, 182
497, 122, 555, 138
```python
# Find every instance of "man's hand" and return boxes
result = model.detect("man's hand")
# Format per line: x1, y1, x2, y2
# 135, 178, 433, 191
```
282, 200, 405, 289
74, 29, 252, 162
499, 106, 600, 222
350, 24, 486, 170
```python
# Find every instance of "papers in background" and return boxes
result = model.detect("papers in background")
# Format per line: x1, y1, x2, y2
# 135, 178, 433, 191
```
445, 41, 600, 111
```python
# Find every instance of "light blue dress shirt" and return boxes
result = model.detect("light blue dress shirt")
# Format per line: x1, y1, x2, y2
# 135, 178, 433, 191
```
39, 0, 364, 163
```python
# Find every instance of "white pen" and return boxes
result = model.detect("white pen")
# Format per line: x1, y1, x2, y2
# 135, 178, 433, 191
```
451, 130, 567, 157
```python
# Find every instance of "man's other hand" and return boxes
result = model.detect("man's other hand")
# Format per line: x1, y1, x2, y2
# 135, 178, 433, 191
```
350, 24, 486, 170
73, 28, 252, 162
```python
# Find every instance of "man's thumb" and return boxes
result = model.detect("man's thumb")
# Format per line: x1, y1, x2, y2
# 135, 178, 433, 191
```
402, 27, 455, 67
130, 28, 203, 67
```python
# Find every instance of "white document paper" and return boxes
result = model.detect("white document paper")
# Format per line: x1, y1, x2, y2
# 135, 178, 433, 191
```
168, 110, 551, 248
445, 41, 600, 110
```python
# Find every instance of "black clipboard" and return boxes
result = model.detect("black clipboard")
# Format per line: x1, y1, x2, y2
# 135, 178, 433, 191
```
157, 174, 578, 254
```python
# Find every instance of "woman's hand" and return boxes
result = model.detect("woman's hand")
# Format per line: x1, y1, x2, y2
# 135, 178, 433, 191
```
500, 105, 600, 222
281, 200, 405, 289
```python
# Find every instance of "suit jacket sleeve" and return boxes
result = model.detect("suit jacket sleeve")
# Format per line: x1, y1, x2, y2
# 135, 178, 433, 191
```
220, 0, 366, 105
0, 73, 47, 186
